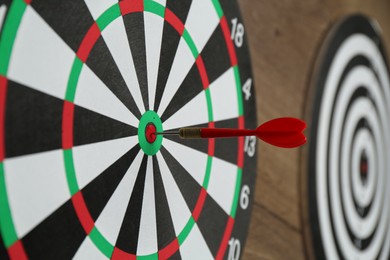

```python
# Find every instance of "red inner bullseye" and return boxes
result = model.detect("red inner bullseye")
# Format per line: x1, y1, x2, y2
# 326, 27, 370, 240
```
146, 123, 157, 143
360, 151, 368, 184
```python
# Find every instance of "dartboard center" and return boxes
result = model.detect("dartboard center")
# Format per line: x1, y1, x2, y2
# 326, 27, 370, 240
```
360, 151, 368, 185
138, 111, 163, 155
145, 123, 157, 143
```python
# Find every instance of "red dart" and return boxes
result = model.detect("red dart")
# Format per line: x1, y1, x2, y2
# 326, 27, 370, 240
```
157, 117, 307, 148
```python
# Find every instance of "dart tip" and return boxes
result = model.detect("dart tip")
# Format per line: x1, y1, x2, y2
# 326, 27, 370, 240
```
155, 131, 180, 136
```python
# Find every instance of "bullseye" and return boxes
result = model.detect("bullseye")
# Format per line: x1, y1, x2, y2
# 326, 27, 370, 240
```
360, 151, 368, 184
138, 110, 163, 156
145, 123, 157, 143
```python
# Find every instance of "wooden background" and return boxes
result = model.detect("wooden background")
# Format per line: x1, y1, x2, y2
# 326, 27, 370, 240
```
238, 0, 390, 259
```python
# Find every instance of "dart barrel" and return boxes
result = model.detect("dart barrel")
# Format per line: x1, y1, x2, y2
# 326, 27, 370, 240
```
239, 0, 390, 259
179, 128, 202, 139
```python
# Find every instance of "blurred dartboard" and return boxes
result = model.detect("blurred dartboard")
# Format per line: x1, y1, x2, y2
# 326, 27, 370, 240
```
0, 0, 257, 259
303, 14, 390, 259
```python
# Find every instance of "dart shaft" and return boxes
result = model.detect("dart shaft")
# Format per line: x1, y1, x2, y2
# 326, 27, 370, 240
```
156, 131, 179, 135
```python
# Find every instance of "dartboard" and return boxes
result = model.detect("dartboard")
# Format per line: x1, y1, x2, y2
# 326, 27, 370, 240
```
0, 0, 257, 259
305, 14, 390, 259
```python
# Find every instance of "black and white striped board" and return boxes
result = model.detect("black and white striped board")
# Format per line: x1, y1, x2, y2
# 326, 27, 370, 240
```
305, 14, 390, 260
0, 0, 257, 259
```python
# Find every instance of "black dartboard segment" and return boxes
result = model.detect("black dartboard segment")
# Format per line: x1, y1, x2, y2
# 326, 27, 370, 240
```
0, 0, 257, 259
306, 14, 390, 259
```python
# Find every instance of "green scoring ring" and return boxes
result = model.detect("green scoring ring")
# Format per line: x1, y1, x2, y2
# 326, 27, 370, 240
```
138, 111, 163, 155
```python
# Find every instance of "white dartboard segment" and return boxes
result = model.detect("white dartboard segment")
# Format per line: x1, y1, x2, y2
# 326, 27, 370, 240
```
162, 138, 208, 187
162, 90, 209, 130
184, 0, 220, 53
84, 0, 117, 20
100, 18, 146, 114
0, 5, 7, 32
4, 150, 69, 238
179, 223, 214, 260
94, 150, 143, 245
137, 156, 158, 255
84, 0, 146, 114
73, 136, 138, 191
75, 65, 139, 127
144, 10, 165, 110
156, 152, 192, 236
73, 236, 108, 260
8, 7, 74, 100
207, 157, 238, 215
157, 38, 196, 116
209, 67, 239, 122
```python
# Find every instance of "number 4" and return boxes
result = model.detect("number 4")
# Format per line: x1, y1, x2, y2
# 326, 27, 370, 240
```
242, 78, 252, 100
